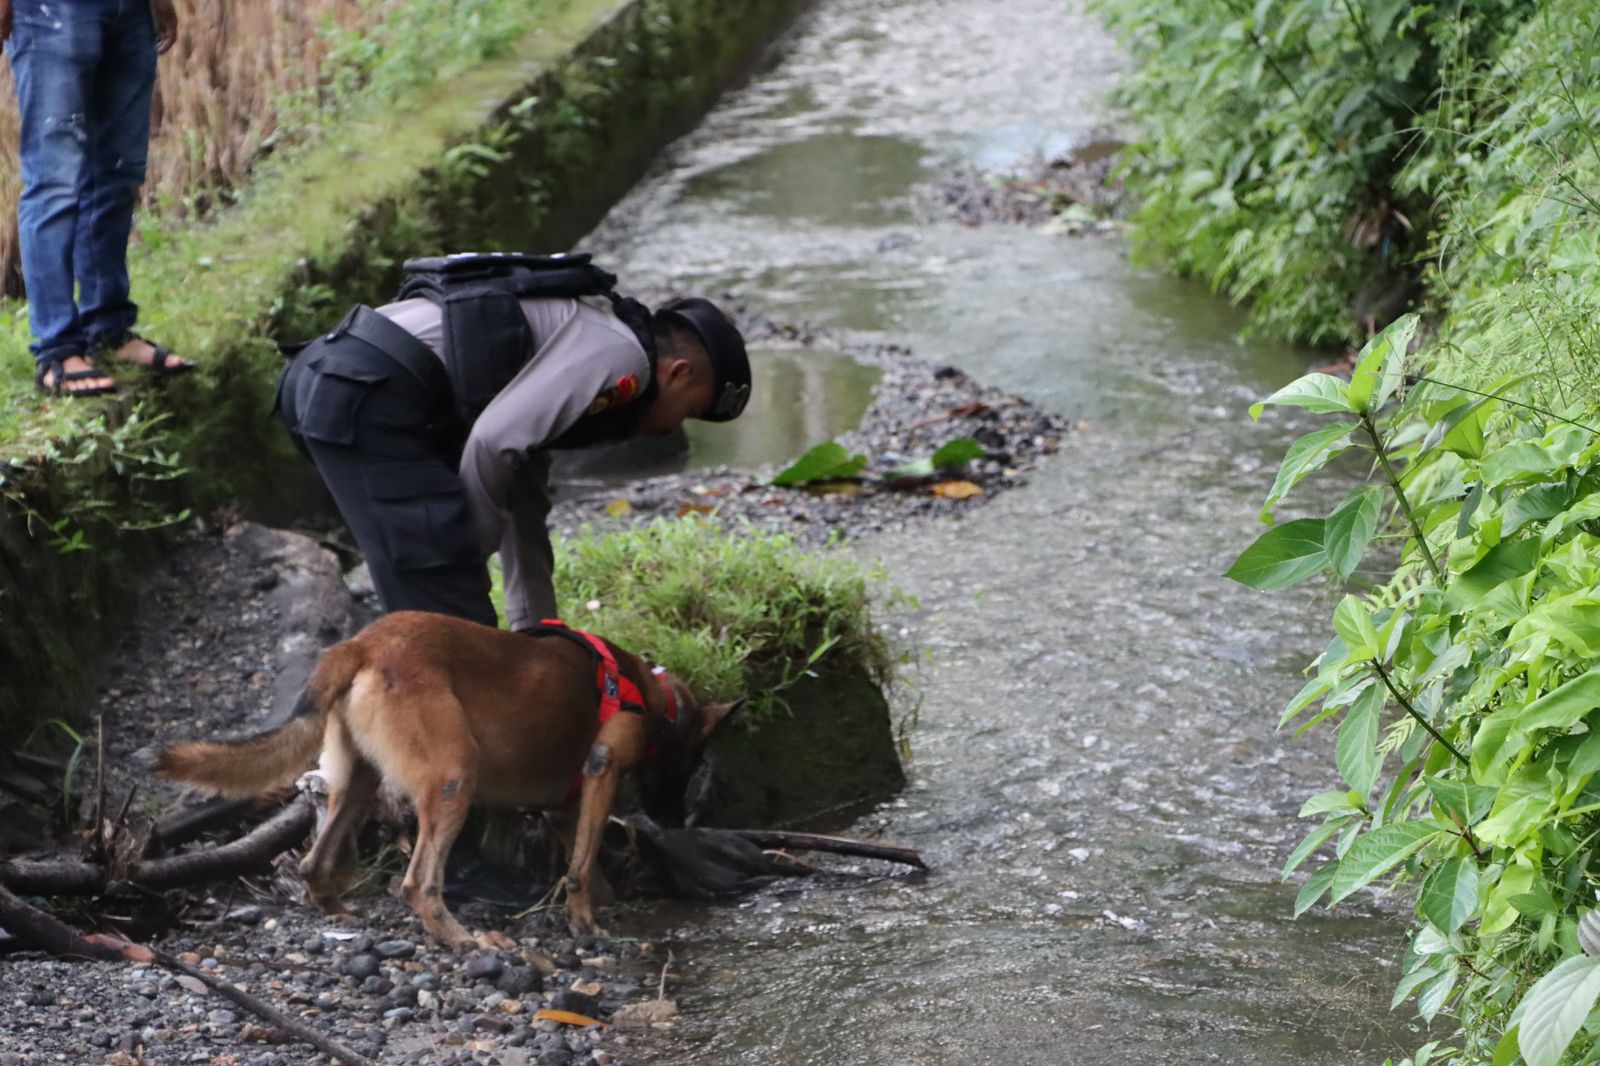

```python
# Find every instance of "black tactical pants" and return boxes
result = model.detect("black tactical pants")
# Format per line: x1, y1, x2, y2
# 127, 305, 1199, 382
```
275, 307, 497, 628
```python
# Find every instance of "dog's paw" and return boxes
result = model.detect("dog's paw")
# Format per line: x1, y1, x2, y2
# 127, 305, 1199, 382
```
475, 929, 518, 952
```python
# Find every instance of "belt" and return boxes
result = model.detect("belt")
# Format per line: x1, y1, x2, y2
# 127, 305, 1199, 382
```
326, 304, 451, 398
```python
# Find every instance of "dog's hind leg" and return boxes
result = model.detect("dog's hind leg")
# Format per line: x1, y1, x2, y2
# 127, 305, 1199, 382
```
390, 704, 479, 951
299, 719, 379, 914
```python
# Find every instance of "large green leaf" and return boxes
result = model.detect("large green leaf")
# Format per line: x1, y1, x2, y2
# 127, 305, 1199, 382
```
1418, 858, 1480, 934
1347, 313, 1418, 413
1279, 673, 1335, 729
1336, 683, 1384, 796
1283, 815, 1353, 879
1259, 422, 1357, 520
1225, 518, 1330, 589
1423, 776, 1497, 826
772, 441, 868, 486
1332, 596, 1379, 660
1329, 821, 1446, 903
1518, 668, 1600, 734
1294, 863, 1338, 917
1484, 442, 1569, 487
931, 437, 985, 469
1325, 485, 1382, 579
1250, 373, 1354, 420
1444, 538, 1541, 614
1518, 955, 1600, 1066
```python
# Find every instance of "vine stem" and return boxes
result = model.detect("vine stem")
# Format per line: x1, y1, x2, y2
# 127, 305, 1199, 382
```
1371, 658, 1468, 765
1361, 411, 1447, 587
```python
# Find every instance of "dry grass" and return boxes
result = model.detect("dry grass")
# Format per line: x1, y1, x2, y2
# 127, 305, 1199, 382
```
0, 0, 396, 296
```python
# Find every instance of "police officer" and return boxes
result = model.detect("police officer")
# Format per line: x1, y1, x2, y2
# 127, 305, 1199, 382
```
275, 253, 751, 632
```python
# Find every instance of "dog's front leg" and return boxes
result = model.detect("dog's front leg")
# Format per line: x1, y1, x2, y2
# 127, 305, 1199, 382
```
565, 742, 621, 937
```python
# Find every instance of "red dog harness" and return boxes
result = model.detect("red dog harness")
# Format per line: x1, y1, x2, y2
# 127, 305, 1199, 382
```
526, 619, 678, 805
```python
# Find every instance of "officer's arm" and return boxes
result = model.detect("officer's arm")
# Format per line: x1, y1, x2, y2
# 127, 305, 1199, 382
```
499, 454, 558, 628
459, 325, 648, 629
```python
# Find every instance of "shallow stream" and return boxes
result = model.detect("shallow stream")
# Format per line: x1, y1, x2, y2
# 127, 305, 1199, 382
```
587, 1, 1414, 1061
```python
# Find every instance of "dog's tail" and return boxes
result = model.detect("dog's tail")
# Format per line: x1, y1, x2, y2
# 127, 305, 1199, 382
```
156, 641, 364, 797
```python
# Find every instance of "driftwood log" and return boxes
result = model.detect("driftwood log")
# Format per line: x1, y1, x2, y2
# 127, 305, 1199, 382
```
0, 794, 314, 896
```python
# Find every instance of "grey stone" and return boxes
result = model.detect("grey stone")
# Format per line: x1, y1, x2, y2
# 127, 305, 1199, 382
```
463, 951, 503, 980
345, 954, 380, 980
495, 966, 542, 997
375, 939, 416, 960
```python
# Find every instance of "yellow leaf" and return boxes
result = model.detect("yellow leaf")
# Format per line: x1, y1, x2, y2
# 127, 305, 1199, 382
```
533, 1009, 606, 1027
931, 480, 984, 499
605, 498, 632, 518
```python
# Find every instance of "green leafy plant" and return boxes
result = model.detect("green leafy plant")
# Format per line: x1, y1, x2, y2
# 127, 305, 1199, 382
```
888, 437, 986, 480
772, 441, 869, 487
1233, 314, 1600, 1063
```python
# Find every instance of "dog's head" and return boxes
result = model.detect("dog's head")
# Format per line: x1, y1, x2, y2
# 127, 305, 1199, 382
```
638, 668, 743, 825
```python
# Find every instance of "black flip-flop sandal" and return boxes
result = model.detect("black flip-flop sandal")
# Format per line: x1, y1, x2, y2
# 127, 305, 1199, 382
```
101, 330, 196, 375
33, 355, 118, 397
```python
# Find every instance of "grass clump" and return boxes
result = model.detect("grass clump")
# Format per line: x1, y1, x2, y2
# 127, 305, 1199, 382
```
494, 518, 901, 724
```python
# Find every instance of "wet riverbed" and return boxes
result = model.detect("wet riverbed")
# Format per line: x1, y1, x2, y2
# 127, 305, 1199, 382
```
587, 0, 1414, 1061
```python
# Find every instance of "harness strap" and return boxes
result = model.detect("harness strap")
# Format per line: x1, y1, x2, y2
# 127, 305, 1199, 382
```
527, 619, 686, 808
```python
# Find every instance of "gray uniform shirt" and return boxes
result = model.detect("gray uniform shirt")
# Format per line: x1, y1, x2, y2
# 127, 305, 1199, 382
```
378, 296, 651, 630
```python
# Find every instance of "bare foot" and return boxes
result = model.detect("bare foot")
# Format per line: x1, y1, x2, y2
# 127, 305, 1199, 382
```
109, 334, 195, 373
38, 355, 116, 395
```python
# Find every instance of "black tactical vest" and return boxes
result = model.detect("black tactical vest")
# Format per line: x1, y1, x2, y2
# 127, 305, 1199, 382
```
394, 252, 658, 426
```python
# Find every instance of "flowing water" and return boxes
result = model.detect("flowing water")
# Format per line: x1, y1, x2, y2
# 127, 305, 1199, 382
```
586, 0, 1415, 1061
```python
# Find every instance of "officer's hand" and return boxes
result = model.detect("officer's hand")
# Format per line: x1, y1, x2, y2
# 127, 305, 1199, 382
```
1, 0, 13, 47
151, 0, 177, 54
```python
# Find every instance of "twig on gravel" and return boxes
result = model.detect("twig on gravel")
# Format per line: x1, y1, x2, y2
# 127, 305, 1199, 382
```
726, 829, 926, 869
139, 942, 380, 1066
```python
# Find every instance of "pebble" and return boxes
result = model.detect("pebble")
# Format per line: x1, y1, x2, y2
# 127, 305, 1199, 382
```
497, 966, 543, 996
464, 952, 504, 980
375, 939, 416, 960
345, 954, 381, 980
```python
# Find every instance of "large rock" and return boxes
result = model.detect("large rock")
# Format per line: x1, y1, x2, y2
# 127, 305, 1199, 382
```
699, 664, 906, 828
222, 523, 378, 726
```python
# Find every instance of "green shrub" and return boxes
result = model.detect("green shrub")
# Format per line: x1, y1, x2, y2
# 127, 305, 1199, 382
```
1097, 0, 1532, 347
1234, 317, 1600, 1065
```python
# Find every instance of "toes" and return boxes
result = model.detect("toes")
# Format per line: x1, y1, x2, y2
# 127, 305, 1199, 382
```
476, 930, 518, 952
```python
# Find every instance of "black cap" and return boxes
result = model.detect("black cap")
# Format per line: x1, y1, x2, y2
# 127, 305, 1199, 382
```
655, 298, 751, 422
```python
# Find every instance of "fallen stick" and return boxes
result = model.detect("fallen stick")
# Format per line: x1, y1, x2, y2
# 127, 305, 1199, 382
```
0, 795, 313, 896
137, 943, 380, 1066
726, 829, 926, 870
137, 794, 313, 890
0, 882, 122, 961
150, 796, 259, 855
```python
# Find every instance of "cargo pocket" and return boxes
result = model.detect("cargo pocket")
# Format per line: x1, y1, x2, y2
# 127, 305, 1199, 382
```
295, 353, 390, 445
362, 461, 480, 572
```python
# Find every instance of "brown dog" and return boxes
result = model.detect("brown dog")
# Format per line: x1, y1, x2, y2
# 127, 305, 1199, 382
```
157, 611, 739, 949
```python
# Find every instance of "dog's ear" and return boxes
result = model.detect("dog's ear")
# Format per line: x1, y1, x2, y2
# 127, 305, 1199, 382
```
698, 698, 745, 742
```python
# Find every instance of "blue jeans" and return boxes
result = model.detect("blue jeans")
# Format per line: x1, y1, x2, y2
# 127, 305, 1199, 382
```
4, 0, 157, 365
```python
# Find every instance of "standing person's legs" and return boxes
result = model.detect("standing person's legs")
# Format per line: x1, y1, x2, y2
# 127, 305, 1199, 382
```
277, 343, 497, 628
76, 0, 156, 351
5, 0, 115, 392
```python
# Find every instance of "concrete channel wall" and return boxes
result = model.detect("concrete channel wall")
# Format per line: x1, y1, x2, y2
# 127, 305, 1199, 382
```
0, 0, 811, 740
